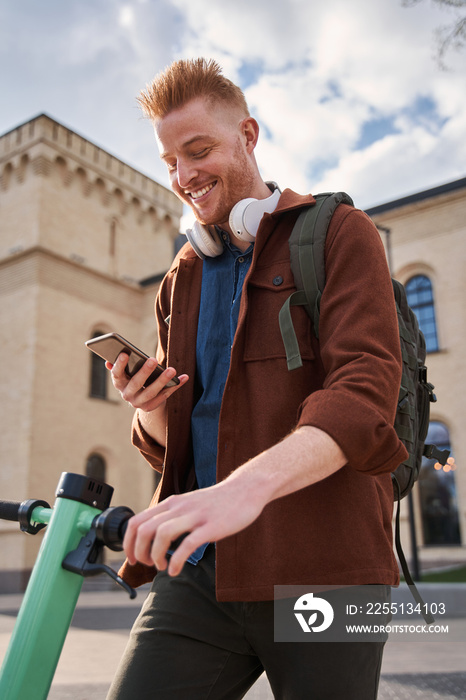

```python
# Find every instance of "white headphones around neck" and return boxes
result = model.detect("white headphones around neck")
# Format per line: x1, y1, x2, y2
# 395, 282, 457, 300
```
185, 182, 281, 259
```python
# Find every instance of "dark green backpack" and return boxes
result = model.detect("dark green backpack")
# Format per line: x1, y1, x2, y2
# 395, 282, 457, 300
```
278, 192, 449, 621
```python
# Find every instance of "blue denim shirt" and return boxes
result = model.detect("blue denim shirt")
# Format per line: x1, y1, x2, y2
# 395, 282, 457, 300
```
184, 230, 253, 564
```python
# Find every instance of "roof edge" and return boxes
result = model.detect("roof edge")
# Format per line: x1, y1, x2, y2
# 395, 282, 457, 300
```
366, 176, 466, 216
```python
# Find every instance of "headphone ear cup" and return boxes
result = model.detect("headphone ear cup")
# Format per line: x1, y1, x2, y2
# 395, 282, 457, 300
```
186, 222, 223, 259
229, 199, 258, 243
229, 187, 281, 242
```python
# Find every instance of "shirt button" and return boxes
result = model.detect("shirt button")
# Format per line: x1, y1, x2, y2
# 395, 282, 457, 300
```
238, 257, 244, 263
273, 275, 284, 286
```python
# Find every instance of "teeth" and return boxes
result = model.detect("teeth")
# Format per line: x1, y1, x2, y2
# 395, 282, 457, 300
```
190, 183, 215, 199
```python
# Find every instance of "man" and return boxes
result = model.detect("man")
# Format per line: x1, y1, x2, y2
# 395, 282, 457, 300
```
107, 58, 407, 699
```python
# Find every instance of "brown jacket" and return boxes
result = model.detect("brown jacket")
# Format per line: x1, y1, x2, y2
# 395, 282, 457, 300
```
120, 189, 408, 600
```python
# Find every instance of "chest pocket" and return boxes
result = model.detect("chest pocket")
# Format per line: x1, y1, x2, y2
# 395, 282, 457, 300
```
244, 260, 315, 363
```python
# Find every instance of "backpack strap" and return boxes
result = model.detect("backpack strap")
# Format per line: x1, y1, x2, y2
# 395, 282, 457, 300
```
279, 192, 354, 370
392, 476, 435, 625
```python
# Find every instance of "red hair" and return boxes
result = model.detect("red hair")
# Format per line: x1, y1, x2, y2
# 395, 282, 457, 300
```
137, 58, 249, 120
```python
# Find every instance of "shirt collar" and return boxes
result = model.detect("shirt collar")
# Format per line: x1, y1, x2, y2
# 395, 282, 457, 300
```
214, 226, 254, 257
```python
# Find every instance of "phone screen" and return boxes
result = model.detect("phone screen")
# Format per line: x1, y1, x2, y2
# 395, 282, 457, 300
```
85, 332, 179, 388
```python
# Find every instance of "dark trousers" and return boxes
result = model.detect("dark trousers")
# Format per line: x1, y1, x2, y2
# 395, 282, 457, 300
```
107, 546, 385, 700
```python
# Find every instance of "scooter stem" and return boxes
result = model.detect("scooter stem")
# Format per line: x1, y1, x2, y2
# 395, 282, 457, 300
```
0, 472, 114, 700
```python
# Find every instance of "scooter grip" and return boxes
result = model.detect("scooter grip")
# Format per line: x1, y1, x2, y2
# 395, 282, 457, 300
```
0, 500, 22, 522
94, 506, 135, 551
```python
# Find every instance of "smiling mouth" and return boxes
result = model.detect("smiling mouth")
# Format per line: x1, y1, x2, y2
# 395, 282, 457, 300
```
188, 181, 217, 200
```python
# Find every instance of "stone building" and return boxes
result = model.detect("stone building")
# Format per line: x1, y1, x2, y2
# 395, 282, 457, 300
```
367, 177, 466, 573
0, 114, 182, 591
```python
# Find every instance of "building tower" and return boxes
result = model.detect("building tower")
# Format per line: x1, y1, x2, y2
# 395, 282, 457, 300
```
0, 114, 182, 591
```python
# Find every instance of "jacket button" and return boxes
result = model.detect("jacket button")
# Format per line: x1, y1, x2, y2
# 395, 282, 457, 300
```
273, 275, 283, 286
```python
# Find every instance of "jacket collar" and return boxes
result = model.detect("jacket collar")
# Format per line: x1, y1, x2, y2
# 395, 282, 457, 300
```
175, 188, 316, 264
273, 188, 316, 215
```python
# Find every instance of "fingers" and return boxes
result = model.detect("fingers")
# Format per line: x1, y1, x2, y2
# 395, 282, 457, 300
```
123, 496, 210, 574
167, 530, 210, 576
127, 370, 188, 413
123, 502, 171, 567
108, 353, 188, 411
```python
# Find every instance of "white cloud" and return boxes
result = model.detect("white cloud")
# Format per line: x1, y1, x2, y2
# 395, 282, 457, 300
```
119, 5, 136, 28
0, 0, 464, 219
169, 0, 316, 72
160, 0, 465, 209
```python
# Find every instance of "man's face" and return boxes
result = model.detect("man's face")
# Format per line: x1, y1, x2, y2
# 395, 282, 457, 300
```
155, 97, 257, 231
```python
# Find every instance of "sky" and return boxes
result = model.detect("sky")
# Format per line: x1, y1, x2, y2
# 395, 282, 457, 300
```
1, 0, 465, 229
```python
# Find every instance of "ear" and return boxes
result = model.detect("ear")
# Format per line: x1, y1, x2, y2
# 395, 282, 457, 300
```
241, 117, 260, 153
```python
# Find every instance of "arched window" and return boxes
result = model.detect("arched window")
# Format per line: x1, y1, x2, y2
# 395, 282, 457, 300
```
418, 422, 461, 546
89, 329, 107, 399
86, 453, 106, 483
405, 275, 439, 353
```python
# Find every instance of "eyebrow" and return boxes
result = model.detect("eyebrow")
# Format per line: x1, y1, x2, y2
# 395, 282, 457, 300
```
160, 135, 214, 161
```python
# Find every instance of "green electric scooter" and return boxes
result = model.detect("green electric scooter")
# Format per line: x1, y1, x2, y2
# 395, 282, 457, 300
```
0, 471, 136, 700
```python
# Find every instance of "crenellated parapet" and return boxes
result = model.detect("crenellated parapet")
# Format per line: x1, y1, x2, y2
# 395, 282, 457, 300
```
0, 113, 182, 231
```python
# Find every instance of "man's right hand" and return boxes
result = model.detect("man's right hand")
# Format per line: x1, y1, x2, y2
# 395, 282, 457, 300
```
107, 353, 189, 444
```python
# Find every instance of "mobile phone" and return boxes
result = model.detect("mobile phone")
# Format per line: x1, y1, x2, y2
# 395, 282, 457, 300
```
85, 332, 180, 388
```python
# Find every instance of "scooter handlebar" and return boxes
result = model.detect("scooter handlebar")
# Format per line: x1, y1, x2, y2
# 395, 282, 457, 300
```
0, 499, 134, 549
0, 499, 51, 534
0, 500, 22, 522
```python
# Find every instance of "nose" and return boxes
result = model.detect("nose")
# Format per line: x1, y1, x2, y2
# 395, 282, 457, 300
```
176, 158, 198, 190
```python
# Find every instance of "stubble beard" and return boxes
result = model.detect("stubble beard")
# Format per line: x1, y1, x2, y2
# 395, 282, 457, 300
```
192, 139, 256, 229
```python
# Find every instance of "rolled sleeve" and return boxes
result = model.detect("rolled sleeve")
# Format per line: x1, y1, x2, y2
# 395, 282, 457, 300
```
131, 410, 165, 472
298, 389, 407, 474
